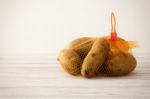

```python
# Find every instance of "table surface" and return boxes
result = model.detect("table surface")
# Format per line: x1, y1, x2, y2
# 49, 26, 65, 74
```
0, 53, 150, 99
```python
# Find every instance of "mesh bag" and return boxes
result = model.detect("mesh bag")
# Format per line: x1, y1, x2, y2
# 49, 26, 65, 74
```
58, 12, 138, 77
109, 12, 138, 53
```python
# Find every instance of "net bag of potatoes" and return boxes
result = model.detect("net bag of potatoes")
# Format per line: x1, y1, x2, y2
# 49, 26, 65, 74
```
58, 12, 138, 78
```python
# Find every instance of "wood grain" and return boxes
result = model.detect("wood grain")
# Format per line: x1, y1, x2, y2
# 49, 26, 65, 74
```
0, 53, 150, 99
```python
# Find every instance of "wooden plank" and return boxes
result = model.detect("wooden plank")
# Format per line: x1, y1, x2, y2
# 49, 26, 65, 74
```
0, 54, 150, 98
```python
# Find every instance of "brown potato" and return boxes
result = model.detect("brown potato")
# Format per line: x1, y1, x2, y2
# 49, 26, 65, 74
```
68, 37, 92, 48
58, 49, 83, 75
104, 52, 137, 76
81, 37, 110, 78
68, 37, 96, 59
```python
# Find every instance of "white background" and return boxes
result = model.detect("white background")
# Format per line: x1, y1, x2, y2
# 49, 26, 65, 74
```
0, 0, 150, 56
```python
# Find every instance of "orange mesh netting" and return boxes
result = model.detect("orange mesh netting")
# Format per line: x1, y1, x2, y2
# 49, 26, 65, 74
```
109, 12, 138, 53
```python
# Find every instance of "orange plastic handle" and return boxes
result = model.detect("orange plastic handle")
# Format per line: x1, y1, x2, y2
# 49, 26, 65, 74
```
110, 12, 117, 41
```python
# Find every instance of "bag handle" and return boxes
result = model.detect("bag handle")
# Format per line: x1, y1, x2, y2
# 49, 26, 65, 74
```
110, 12, 117, 41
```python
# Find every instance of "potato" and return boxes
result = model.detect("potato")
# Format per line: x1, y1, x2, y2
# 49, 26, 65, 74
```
68, 37, 96, 59
105, 52, 137, 76
68, 37, 92, 48
58, 49, 83, 75
81, 37, 110, 78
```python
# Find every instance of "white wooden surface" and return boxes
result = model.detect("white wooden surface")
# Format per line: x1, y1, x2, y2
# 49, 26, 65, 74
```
0, 53, 150, 99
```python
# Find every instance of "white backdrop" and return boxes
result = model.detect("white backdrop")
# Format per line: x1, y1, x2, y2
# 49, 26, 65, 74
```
0, 0, 150, 56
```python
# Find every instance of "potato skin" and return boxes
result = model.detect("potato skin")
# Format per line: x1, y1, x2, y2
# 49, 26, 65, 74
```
68, 37, 92, 48
81, 38, 110, 78
105, 52, 137, 76
58, 36, 137, 78
58, 49, 83, 75
68, 37, 96, 59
